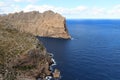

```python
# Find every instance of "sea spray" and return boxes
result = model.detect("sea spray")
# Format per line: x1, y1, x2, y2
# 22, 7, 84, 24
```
46, 53, 60, 80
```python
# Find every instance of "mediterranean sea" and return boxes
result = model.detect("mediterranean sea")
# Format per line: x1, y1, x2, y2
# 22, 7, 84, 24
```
38, 19, 120, 80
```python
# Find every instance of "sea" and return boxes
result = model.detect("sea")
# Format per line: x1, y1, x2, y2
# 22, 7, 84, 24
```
38, 19, 120, 80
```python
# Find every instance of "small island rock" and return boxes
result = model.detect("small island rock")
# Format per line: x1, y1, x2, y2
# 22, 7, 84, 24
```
53, 69, 60, 79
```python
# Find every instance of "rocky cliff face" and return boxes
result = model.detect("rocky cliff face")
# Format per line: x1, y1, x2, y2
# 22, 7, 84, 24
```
2, 10, 71, 39
0, 20, 54, 80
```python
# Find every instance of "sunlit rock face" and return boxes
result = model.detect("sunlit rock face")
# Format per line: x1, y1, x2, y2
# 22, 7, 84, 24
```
2, 10, 71, 39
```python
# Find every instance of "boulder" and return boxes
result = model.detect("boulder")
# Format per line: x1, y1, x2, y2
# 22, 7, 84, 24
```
53, 69, 60, 78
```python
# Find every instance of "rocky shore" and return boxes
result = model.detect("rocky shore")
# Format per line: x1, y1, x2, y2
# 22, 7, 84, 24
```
0, 10, 70, 80
0, 20, 60, 80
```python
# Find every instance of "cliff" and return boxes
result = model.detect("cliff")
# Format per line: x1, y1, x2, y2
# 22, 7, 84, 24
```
1, 10, 71, 39
0, 20, 54, 80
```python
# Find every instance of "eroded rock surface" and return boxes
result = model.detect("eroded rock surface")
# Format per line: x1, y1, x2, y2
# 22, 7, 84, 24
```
53, 69, 60, 79
1, 10, 71, 39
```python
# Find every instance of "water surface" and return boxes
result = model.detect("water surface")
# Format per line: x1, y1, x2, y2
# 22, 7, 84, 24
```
38, 19, 120, 80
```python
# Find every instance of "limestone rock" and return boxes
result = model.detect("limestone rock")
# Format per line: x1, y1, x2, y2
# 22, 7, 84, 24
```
2, 10, 71, 39
53, 69, 60, 79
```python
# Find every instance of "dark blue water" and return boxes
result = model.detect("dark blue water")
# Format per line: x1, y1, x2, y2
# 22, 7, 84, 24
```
38, 19, 120, 80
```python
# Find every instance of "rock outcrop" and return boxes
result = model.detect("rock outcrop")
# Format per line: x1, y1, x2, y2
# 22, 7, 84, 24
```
53, 69, 60, 79
0, 20, 54, 80
1, 10, 71, 39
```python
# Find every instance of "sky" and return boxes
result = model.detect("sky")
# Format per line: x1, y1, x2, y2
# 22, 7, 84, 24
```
0, 0, 120, 19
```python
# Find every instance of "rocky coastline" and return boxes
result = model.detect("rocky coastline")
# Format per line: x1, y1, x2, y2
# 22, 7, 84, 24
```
0, 10, 69, 80
0, 20, 60, 80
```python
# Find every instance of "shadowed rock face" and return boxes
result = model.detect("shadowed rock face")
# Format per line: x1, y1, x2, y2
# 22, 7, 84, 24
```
2, 10, 71, 39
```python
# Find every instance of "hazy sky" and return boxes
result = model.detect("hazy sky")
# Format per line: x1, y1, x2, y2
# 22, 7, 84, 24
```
0, 0, 120, 19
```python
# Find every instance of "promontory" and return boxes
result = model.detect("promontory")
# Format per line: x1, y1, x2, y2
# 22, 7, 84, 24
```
0, 10, 70, 80
1, 10, 71, 39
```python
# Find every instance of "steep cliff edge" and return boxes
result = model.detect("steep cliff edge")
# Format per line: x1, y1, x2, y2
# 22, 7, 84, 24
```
1, 10, 71, 39
0, 20, 54, 80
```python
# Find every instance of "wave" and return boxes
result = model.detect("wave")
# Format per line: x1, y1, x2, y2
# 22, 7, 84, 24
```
71, 37, 74, 40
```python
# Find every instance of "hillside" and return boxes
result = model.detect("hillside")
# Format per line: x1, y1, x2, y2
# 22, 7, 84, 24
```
0, 20, 54, 80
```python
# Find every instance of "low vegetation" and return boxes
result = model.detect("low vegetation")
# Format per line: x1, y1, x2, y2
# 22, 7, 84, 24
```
0, 20, 49, 80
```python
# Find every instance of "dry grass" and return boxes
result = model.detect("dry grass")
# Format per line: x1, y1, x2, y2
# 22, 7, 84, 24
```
0, 21, 39, 79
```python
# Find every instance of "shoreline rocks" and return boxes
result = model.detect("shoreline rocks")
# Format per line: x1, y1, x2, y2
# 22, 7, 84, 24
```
53, 69, 61, 79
